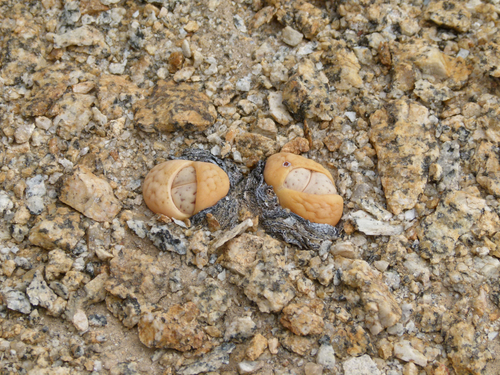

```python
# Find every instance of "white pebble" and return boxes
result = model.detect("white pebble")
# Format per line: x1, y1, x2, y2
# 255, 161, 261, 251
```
72, 309, 89, 331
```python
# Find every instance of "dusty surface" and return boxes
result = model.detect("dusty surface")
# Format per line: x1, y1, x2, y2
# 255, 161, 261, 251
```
1, 0, 500, 374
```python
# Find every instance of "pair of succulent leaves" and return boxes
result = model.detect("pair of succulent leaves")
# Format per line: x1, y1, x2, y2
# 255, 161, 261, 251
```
143, 152, 343, 227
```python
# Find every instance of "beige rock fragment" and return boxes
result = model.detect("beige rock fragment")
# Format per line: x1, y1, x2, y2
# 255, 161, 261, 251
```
138, 302, 205, 351
278, 330, 313, 356
480, 39, 500, 78
49, 93, 95, 140
29, 204, 85, 252
322, 39, 363, 89
339, 258, 402, 335
280, 299, 324, 336
51, 25, 108, 49
425, 1, 471, 33
246, 334, 268, 361
417, 191, 486, 263
369, 99, 438, 215
97, 75, 144, 120
72, 309, 89, 331
471, 141, 500, 196
187, 279, 230, 325
234, 132, 278, 166
45, 249, 73, 281
59, 166, 122, 222
446, 322, 492, 374
22, 63, 75, 117
268, 92, 294, 125
274, 0, 329, 39
134, 80, 217, 133
393, 340, 427, 367
283, 59, 335, 121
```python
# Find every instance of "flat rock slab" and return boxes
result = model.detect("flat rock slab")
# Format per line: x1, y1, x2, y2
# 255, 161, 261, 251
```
369, 99, 439, 215
59, 166, 122, 222
134, 80, 217, 133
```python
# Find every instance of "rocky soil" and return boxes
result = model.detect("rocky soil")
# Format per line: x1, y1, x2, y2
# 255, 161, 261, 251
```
1, 0, 500, 374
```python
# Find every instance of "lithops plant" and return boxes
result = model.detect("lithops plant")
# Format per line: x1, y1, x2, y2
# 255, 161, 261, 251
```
264, 152, 343, 226
143, 160, 230, 220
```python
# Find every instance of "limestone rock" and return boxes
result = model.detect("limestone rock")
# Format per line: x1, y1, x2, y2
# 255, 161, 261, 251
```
273, 0, 329, 39
282, 59, 334, 121
369, 99, 438, 215
97, 75, 144, 120
224, 316, 256, 342
27, 270, 65, 316
177, 343, 236, 375
425, 1, 471, 33
29, 204, 85, 252
246, 334, 268, 361
59, 166, 122, 222
339, 258, 402, 335
322, 39, 363, 89
268, 92, 294, 126
49, 93, 95, 140
45, 249, 73, 281
391, 40, 472, 89
280, 299, 324, 336
393, 340, 427, 367
134, 80, 217, 133
138, 302, 205, 351
417, 191, 486, 263
234, 131, 278, 167
0, 288, 31, 314
22, 63, 74, 117
471, 141, 500, 196
446, 322, 492, 374
480, 38, 500, 78
187, 278, 231, 325
342, 354, 381, 375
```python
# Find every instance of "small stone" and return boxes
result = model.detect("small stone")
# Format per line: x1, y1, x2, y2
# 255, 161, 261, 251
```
322, 39, 362, 89
317, 344, 336, 369
45, 249, 74, 281
97, 74, 144, 120
2, 259, 16, 277
29, 204, 85, 252
349, 211, 403, 236
283, 59, 334, 121
0, 288, 31, 314
224, 316, 256, 342
268, 337, 279, 354
280, 299, 324, 336
0, 191, 14, 215
59, 166, 122, 222
148, 225, 187, 255
51, 25, 107, 49
236, 75, 252, 92
72, 309, 89, 331
26, 270, 59, 315
342, 355, 381, 375
134, 80, 217, 133
339, 258, 402, 335
282, 26, 303, 47
138, 303, 205, 351
268, 92, 293, 126
254, 118, 277, 138
88, 314, 108, 327
238, 361, 263, 374
393, 340, 428, 367
14, 123, 35, 144
187, 278, 230, 324
26, 175, 46, 215
281, 137, 310, 154
50, 93, 96, 140
279, 331, 313, 356
403, 362, 419, 375
176, 343, 236, 375
425, 0, 471, 33
304, 363, 323, 375
246, 333, 268, 361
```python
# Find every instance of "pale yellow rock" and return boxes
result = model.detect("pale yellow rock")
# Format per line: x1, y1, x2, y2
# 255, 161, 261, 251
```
59, 166, 122, 222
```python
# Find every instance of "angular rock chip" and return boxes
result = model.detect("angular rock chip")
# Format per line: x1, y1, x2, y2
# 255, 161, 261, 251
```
0, 288, 31, 314
29, 204, 85, 252
49, 93, 95, 140
187, 279, 231, 325
27, 270, 65, 316
283, 59, 335, 121
177, 343, 236, 375
59, 166, 122, 222
273, 0, 329, 39
417, 190, 486, 263
134, 80, 217, 133
97, 74, 144, 120
322, 39, 363, 89
446, 321, 492, 374
471, 141, 500, 196
339, 258, 402, 335
424, 1, 471, 33
369, 99, 438, 215
280, 299, 324, 336
138, 302, 205, 351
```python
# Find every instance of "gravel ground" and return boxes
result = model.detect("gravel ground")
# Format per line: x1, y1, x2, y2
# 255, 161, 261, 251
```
1, 0, 500, 374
